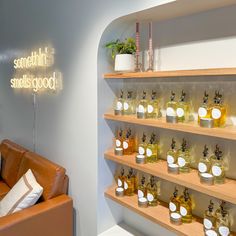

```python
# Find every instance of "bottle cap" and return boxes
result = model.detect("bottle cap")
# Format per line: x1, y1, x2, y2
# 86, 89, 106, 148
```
115, 187, 124, 197
114, 109, 123, 116
170, 212, 182, 225
166, 115, 177, 123
136, 154, 146, 164
114, 147, 123, 156
138, 197, 148, 208
168, 164, 179, 174
200, 118, 214, 128
200, 173, 214, 185
137, 111, 146, 119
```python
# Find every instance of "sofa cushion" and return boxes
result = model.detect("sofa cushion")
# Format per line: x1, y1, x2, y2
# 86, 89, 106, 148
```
17, 152, 66, 201
0, 140, 27, 188
0, 181, 10, 200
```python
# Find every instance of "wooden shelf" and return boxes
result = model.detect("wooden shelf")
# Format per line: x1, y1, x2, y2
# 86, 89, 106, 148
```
105, 150, 236, 204
104, 113, 236, 141
105, 186, 204, 236
104, 68, 236, 79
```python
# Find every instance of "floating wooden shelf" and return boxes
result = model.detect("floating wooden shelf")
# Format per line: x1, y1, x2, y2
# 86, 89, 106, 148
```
105, 150, 236, 204
105, 186, 204, 236
104, 68, 236, 79
104, 113, 236, 141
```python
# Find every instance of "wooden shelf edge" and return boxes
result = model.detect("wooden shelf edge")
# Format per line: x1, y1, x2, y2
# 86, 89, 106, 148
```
104, 113, 236, 141
104, 150, 236, 204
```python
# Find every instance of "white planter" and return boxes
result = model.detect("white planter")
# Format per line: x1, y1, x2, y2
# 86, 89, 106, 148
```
114, 54, 135, 72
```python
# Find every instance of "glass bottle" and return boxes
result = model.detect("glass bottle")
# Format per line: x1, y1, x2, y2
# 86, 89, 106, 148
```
147, 90, 160, 119
123, 91, 136, 115
198, 145, 211, 175
169, 187, 180, 214
216, 208, 230, 236
146, 176, 158, 206
146, 133, 158, 163
137, 91, 148, 119
211, 91, 227, 127
123, 128, 135, 155
117, 168, 126, 188
167, 138, 178, 165
176, 90, 190, 123
138, 176, 147, 199
198, 91, 211, 124
138, 133, 147, 156
204, 200, 216, 231
124, 168, 135, 196
114, 128, 123, 148
166, 91, 177, 123
177, 139, 191, 173
180, 188, 192, 223
114, 90, 124, 116
131, 169, 138, 194
215, 201, 226, 220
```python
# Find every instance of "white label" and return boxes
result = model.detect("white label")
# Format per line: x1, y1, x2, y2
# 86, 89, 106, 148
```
117, 179, 122, 187
219, 226, 230, 236
146, 148, 152, 157
124, 182, 128, 190
180, 206, 187, 216
116, 101, 123, 110
124, 102, 129, 111
204, 218, 213, 230
198, 107, 207, 118
138, 190, 144, 198
169, 202, 177, 212
147, 193, 154, 202
116, 139, 121, 147
167, 155, 175, 164
212, 108, 221, 119
206, 230, 218, 236
138, 105, 145, 113
138, 147, 145, 155
178, 157, 186, 167
176, 108, 185, 117
212, 166, 222, 177
198, 162, 207, 173
148, 105, 154, 113
123, 141, 128, 150
166, 107, 176, 116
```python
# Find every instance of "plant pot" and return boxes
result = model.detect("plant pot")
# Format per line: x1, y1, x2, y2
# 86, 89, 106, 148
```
114, 54, 135, 72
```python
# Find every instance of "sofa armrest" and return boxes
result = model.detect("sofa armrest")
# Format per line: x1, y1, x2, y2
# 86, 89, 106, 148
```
0, 194, 73, 236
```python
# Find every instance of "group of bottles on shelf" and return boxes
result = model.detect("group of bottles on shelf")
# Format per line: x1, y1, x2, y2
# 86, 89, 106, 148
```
113, 90, 227, 128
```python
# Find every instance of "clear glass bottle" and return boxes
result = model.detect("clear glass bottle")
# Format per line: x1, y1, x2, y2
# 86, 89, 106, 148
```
176, 90, 190, 123
204, 200, 216, 231
114, 128, 123, 149
169, 187, 180, 214
166, 91, 177, 123
180, 188, 192, 223
138, 133, 147, 156
117, 168, 126, 188
123, 91, 136, 115
124, 168, 135, 196
215, 201, 226, 220
146, 176, 158, 206
177, 139, 191, 173
198, 145, 211, 175
147, 90, 160, 119
123, 128, 135, 155
113, 90, 124, 115
216, 208, 230, 236
137, 91, 148, 119
146, 133, 158, 163
138, 176, 147, 199
211, 91, 227, 127
198, 91, 211, 124
167, 138, 178, 165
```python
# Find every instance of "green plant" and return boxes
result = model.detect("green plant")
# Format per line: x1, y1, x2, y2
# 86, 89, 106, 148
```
105, 38, 136, 59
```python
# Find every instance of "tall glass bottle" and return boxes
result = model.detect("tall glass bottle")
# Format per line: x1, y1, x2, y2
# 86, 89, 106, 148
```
131, 169, 138, 194
167, 138, 178, 165
180, 188, 192, 223
204, 200, 216, 232
138, 176, 147, 199
117, 168, 126, 188
123, 128, 135, 155
178, 139, 191, 173
114, 90, 124, 115
216, 208, 230, 236
211, 148, 225, 184
166, 91, 177, 123
146, 133, 158, 163
169, 187, 180, 214
138, 133, 147, 156
176, 90, 190, 122
124, 168, 135, 196
146, 176, 158, 206
198, 145, 211, 175
123, 91, 136, 115
198, 91, 211, 124
137, 91, 148, 119
147, 90, 160, 119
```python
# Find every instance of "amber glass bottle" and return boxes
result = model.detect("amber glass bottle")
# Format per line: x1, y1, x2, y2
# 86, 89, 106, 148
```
180, 188, 192, 223
169, 187, 180, 214
117, 168, 126, 188
124, 168, 135, 196
146, 176, 158, 206
123, 128, 135, 155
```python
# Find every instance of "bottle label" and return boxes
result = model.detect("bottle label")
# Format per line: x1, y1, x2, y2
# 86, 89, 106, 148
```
198, 162, 207, 173
146, 148, 152, 157
123, 141, 129, 150
178, 157, 186, 167
147, 193, 154, 202
204, 218, 213, 230
116, 139, 121, 147
167, 155, 175, 164
219, 226, 230, 236
138, 105, 145, 113
124, 182, 128, 190
169, 202, 177, 212
117, 178, 122, 187
212, 108, 221, 119
176, 108, 185, 117
166, 107, 176, 116
124, 102, 129, 111
148, 105, 154, 113
180, 206, 187, 216
116, 101, 123, 110
198, 107, 207, 118
138, 147, 145, 155
138, 190, 144, 198
212, 166, 222, 176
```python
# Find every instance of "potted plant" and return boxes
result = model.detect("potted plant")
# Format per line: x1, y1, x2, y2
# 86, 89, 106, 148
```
105, 38, 136, 72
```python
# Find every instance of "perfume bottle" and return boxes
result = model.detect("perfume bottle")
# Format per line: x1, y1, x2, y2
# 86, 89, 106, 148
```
137, 91, 148, 119
215, 201, 226, 220
198, 91, 212, 126
123, 91, 136, 115
138, 176, 147, 199
169, 187, 180, 214
176, 90, 190, 122
204, 200, 216, 231
166, 91, 177, 123
216, 208, 230, 236
146, 176, 158, 206
114, 90, 124, 116
131, 169, 138, 194
138, 133, 147, 156
146, 133, 158, 163
123, 128, 135, 155
178, 139, 191, 173
124, 168, 135, 196
147, 91, 160, 119
211, 91, 227, 127
167, 138, 178, 165
198, 145, 211, 175
114, 128, 124, 156
180, 188, 192, 223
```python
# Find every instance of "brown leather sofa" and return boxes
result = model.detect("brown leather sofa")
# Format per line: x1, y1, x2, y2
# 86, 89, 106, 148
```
0, 139, 73, 236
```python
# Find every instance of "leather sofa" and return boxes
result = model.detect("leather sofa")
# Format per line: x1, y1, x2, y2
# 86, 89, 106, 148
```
0, 139, 73, 236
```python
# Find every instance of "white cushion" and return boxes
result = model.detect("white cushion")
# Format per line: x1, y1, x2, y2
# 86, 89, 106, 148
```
0, 169, 43, 217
